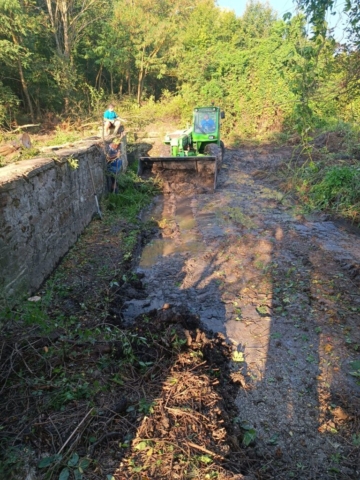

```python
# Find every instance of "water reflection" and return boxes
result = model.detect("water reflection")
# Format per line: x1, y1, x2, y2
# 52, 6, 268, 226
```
139, 195, 204, 268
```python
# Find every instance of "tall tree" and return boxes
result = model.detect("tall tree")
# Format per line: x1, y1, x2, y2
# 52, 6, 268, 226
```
296, 0, 360, 47
41, 0, 107, 111
0, 0, 37, 121
112, 0, 196, 104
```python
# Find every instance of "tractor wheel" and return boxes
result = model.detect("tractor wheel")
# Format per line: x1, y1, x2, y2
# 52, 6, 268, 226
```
204, 143, 222, 173
220, 140, 225, 160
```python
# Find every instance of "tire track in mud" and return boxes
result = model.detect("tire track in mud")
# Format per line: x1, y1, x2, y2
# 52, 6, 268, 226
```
124, 147, 360, 479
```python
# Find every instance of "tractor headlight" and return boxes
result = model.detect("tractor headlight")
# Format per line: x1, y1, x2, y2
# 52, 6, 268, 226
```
209, 135, 215, 139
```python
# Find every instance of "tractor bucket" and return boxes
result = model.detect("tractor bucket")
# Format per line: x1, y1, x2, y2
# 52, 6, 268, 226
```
138, 156, 218, 194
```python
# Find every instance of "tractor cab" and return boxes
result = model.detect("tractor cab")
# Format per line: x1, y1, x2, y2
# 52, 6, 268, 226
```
191, 106, 224, 153
194, 109, 217, 134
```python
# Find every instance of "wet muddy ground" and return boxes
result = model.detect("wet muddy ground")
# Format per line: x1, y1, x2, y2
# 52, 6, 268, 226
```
125, 145, 360, 478
2, 144, 360, 480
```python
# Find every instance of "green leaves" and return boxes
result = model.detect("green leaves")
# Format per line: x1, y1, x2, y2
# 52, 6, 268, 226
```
349, 360, 360, 379
37, 453, 90, 479
198, 455, 213, 464
38, 455, 62, 468
67, 453, 79, 467
59, 468, 70, 480
243, 428, 257, 446
135, 441, 150, 451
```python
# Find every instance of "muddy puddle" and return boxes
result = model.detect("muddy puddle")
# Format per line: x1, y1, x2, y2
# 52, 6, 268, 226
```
139, 196, 204, 268
124, 146, 360, 479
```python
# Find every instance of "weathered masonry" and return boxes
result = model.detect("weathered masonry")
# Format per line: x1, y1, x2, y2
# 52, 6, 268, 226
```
0, 137, 127, 308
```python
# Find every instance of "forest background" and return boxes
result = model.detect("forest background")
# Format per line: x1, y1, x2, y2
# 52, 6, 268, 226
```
1, 0, 360, 219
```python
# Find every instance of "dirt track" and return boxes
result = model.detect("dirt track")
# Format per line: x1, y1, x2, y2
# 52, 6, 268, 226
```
125, 145, 360, 478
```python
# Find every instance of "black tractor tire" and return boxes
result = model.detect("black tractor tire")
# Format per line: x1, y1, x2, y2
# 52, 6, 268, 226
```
204, 143, 222, 174
220, 140, 225, 161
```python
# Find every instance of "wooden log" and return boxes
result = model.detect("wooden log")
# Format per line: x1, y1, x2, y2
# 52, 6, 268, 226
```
0, 144, 19, 156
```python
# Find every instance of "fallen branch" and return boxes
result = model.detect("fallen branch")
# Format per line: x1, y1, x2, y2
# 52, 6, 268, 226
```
10, 124, 40, 133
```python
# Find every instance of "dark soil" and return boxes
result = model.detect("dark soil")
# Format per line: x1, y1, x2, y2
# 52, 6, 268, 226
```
1, 140, 360, 480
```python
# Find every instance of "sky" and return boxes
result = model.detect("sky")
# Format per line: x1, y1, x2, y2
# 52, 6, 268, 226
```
217, 0, 296, 18
216, 0, 347, 42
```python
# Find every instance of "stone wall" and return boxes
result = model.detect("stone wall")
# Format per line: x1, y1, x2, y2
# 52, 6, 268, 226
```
0, 137, 128, 308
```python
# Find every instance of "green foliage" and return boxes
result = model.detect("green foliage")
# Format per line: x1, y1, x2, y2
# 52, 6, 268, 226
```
37, 452, 90, 479
297, 163, 360, 220
105, 168, 160, 221
0, 80, 19, 124
67, 156, 79, 170
43, 128, 83, 146
0, 0, 358, 151
0, 445, 30, 479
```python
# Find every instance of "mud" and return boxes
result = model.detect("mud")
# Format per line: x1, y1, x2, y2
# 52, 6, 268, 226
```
125, 146, 360, 478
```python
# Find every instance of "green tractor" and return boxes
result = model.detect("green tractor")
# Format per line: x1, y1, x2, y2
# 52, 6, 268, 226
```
138, 105, 225, 193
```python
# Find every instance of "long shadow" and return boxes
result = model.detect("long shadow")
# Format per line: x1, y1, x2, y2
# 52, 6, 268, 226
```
218, 146, 360, 479
120, 144, 360, 479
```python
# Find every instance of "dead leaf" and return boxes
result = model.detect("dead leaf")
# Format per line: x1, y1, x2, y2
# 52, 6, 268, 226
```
324, 343, 333, 354
332, 406, 349, 422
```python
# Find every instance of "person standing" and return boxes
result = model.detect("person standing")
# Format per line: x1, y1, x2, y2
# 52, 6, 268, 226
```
106, 141, 122, 192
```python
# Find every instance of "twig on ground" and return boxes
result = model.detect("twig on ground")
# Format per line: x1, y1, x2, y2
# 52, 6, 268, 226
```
186, 441, 225, 460
57, 407, 94, 455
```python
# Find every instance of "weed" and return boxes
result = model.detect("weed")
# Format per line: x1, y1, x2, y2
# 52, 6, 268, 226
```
297, 162, 360, 222
138, 398, 155, 414
105, 169, 160, 222
222, 207, 256, 229
0, 445, 29, 479
67, 155, 79, 170
43, 128, 82, 147
170, 329, 187, 351
37, 452, 90, 479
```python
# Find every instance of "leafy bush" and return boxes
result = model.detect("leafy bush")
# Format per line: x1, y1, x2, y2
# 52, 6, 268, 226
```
299, 163, 360, 221
310, 165, 360, 207
105, 167, 160, 222
0, 81, 19, 126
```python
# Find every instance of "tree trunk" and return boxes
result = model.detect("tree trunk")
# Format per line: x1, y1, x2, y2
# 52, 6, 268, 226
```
12, 34, 35, 122
96, 64, 103, 90
137, 68, 146, 105
126, 69, 131, 95
60, 0, 70, 58
45, 0, 62, 55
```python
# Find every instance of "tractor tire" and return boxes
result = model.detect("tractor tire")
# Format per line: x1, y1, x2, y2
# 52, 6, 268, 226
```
204, 143, 222, 175
220, 140, 225, 161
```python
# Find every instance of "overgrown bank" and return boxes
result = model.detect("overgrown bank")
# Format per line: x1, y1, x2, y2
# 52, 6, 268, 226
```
279, 128, 360, 224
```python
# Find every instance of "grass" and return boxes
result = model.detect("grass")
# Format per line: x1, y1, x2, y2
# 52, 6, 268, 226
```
0, 164, 160, 478
42, 127, 84, 146
295, 161, 360, 222
105, 163, 161, 222
280, 122, 360, 224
